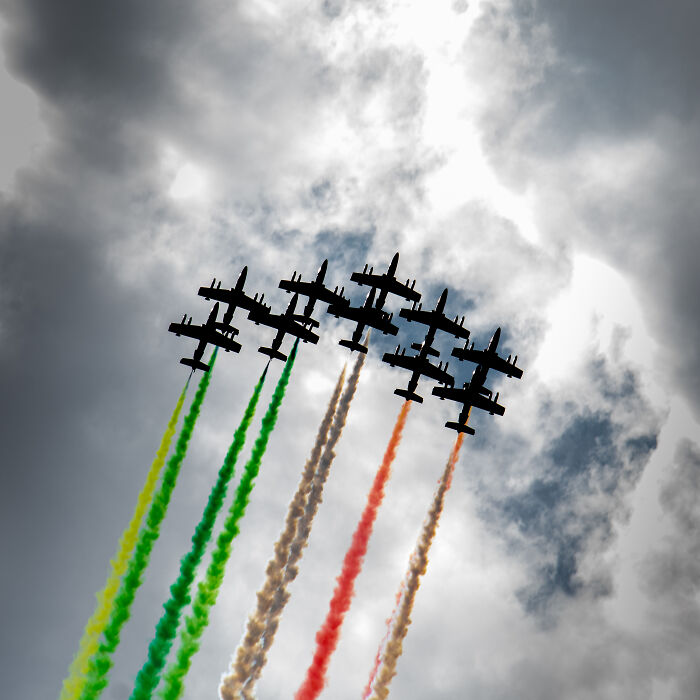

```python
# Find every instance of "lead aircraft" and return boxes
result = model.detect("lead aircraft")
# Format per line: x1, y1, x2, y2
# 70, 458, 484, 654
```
350, 252, 421, 309
168, 302, 241, 372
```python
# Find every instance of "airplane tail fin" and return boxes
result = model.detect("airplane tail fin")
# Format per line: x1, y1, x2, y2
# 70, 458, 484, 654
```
338, 338, 369, 354
445, 421, 476, 435
394, 388, 424, 404
180, 357, 210, 373
258, 346, 287, 362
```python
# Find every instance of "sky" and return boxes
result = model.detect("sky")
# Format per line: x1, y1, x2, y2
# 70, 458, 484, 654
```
1, 1, 699, 698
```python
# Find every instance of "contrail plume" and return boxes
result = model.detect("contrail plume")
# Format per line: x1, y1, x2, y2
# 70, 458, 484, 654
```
78, 351, 217, 700
368, 432, 465, 700
294, 400, 412, 700
158, 343, 298, 700
220, 363, 347, 699
223, 350, 366, 699
59, 381, 189, 700
129, 368, 268, 700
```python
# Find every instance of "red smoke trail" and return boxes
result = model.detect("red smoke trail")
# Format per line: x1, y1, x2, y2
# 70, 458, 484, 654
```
294, 400, 412, 700
368, 432, 465, 700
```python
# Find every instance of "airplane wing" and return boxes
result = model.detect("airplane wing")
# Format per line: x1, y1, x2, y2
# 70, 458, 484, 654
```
208, 331, 242, 353
327, 304, 398, 334
452, 346, 523, 378
278, 279, 318, 296
349, 272, 421, 302
199, 286, 269, 315
168, 322, 207, 341
382, 352, 453, 385
399, 307, 470, 339
432, 385, 505, 415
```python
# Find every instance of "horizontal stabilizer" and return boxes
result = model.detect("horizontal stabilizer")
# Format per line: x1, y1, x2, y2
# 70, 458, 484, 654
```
258, 346, 287, 362
338, 338, 369, 354
180, 357, 210, 373
445, 421, 476, 436
409, 342, 440, 357
452, 346, 483, 364
394, 388, 424, 403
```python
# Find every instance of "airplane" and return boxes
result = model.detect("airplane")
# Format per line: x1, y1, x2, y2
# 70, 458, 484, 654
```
198, 266, 270, 331
382, 344, 454, 403
327, 286, 398, 354
168, 302, 242, 372
399, 288, 470, 353
350, 252, 421, 309
433, 328, 523, 434
450, 327, 523, 379
249, 293, 319, 362
381, 289, 467, 402
278, 259, 349, 328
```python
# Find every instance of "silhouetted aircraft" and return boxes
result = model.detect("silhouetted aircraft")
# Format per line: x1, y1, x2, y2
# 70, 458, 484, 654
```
328, 286, 398, 354
399, 288, 470, 346
279, 259, 349, 328
168, 302, 241, 372
382, 289, 467, 402
450, 327, 522, 378
433, 328, 523, 434
350, 252, 421, 309
249, 293, 319, 362
198, 266, 270, 331
382, 344, 454, 403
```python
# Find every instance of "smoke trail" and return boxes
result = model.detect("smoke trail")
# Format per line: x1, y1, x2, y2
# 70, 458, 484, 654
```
223, 351, 366, 699
220, 363, 347, 699
129, 368, 268, 700
361, 583, 405, 700
368, 432, 465, 700
79, 351, 218, 700
295, 400, 412, 700
158, 343, 298, 700
59, 381, 190, 700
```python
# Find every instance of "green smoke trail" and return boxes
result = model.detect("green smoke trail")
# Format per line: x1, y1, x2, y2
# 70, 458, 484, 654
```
59, 380, 189, 700
129, 367, 268, 700
158, 342, 298, 700
78, 351, 218, 700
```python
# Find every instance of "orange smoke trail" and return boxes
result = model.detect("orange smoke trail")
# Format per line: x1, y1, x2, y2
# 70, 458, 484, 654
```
294, 400, 412, 700
368, 432, 464, 700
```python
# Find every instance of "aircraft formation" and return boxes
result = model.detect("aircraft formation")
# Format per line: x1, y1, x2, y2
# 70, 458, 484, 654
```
169, 253, 523, 435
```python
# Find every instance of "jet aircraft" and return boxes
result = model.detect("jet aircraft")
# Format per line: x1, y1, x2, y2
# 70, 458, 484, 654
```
168, 302, 242, 372
350, 252, 421, 309
433, 328, 523, 434
382, 289, 467, 402
198, 266, 270, 331
279, 259, 349, 328
382, 345, 454, 403
328, 286, 398, 354
450, 327, 522, 379
249, 293, 319, 362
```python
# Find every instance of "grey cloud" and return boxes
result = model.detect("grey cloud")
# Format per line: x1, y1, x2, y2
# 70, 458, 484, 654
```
475, 354, 660, 617
468, 0, 700, 417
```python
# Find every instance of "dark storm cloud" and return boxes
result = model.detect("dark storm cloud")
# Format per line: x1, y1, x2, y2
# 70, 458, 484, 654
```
469, 0, 700, 416
475, 354, 660, 618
